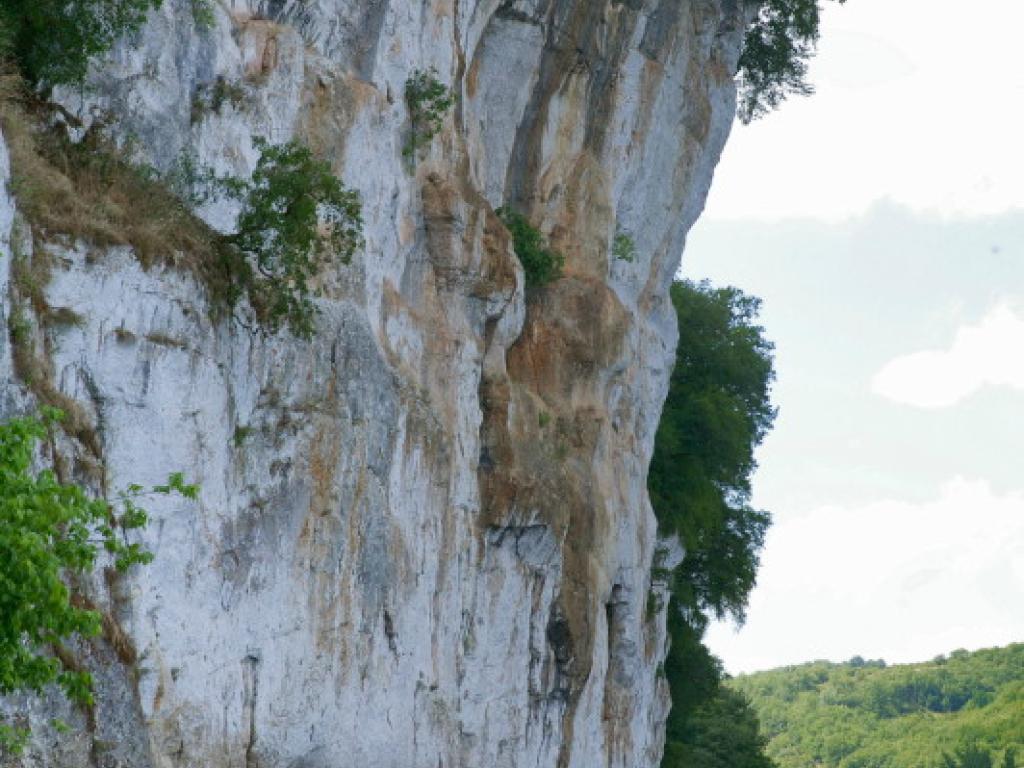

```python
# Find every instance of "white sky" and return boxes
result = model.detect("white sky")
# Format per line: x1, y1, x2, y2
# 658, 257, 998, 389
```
872, 303, 1024, 408
683, 0, 1024, 674
704, 0, 1024, 221
715, 477, 1024, 670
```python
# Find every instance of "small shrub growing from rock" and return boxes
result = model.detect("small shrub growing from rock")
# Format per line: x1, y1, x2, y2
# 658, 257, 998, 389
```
222, 137, 364, 338
190, 76, 248, 123
191, 0, 216, 28
612, 232, 636, 263
1, 76, 363, 340
496, 207, 564, 289
403, 68, 454, 159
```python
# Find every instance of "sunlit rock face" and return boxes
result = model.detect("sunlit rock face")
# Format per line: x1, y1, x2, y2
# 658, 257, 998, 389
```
0, 0, 745, 765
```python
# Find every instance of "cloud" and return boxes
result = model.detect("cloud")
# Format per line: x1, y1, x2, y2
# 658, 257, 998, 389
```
706, 478, 1024, 674
871, 303, 1024, 408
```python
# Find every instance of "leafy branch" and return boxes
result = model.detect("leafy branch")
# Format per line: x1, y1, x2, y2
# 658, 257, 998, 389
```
0, 409, 196, 753
737, 0, 848, 123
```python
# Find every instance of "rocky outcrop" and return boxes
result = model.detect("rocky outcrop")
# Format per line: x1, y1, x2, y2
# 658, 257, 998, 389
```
0, 0, 747, 765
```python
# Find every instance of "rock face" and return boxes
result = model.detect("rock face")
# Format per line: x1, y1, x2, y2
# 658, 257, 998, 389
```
0, 0, 746, 766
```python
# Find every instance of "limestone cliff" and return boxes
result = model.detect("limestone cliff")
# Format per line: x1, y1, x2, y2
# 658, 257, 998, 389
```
0, 0, 747, 765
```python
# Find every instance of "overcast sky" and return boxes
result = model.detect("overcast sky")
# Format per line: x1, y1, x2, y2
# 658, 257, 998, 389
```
682, 0, 1024, 674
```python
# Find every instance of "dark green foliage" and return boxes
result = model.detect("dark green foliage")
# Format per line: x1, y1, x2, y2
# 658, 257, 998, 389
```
662, 608, 775, 768
223, 137, 364, 338
190, 0, 215, 28
232, 425, 253, 447
0, 0, 162, 88
612, 233, 636, 262
403, 68, 454, 158
496, 207, 564, 289
651, 279, 777, 768
649, 279, 776, 625
0, 410, 196, 752
664, 605, 725, 732
737, 0, 847, 123
666, 685, 778, 768
944, 745, 995, 768
731, 644, 1024, 768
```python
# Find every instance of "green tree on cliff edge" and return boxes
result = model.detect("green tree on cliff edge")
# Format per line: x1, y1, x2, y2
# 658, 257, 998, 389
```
649, 280, 777, 768
738, 0, 849, 122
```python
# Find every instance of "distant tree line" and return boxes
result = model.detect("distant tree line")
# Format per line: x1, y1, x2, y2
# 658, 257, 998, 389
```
730, 644, 1024, 768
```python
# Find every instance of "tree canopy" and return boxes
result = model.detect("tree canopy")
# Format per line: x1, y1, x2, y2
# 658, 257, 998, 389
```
730, 644, 1024, 768
738, 0, 849, 123
649, 279, 777, 768
666, 684, 778, 768
649, 279, 776, 627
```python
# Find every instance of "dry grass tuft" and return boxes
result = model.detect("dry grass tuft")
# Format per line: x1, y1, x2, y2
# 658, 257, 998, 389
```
99, 611, 138, 666
7, 308, 102, 458
45, 306, 86, 327
144, 331, 187, 349
112, 326, 136, 343
0, 71, 236, 304
9, 241, 53, 315
1, 81, 215, 266
1, 70, 241, 459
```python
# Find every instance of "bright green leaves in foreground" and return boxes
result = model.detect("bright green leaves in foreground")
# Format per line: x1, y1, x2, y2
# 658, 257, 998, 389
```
0, 411, 196, 751
0, 413, 102, 708
730, 644, 1024, 768
650, 280, 777, 768
0, 0, 162, 88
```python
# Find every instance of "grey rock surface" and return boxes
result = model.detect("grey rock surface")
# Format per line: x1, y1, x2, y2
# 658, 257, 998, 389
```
0, 0, 746, 765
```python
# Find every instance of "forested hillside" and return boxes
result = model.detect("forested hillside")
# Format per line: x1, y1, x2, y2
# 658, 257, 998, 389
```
731, 644, 1024, 768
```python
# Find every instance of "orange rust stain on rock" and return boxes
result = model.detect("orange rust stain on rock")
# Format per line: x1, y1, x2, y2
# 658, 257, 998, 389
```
636, 58, 667, 145
421, 172, 517, 300
431, 0, 455, 21
294, 420, 348, 655
477, 276, 632, 742
465, 54, 481, 99
507, 277, 628, 402
299, 71, 381, 180
544, 152, 614, 280
236, 20, 285, 80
